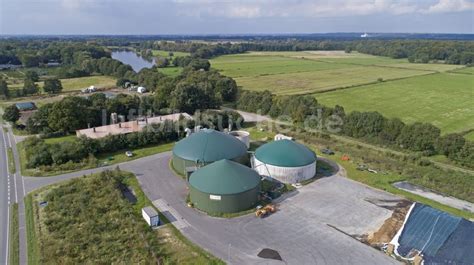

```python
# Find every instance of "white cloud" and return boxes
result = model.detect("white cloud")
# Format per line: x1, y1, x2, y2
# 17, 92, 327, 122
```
422, 0, 474, 13
172, 0, 473, 18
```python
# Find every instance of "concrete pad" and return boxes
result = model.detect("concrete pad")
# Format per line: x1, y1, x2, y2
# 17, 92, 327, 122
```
123, 153, 401, 265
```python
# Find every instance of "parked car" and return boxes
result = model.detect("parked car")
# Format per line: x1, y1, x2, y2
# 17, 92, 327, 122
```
321, 148, 335, 155
125, 151, 133, 157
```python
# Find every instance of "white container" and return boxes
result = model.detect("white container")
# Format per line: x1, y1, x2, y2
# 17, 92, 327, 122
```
142, 206, 159, 227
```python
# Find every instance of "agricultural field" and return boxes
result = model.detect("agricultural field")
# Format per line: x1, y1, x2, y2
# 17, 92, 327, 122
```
463, 131, 474, 141
235, 66, 431, 94
7, 75, 116, 92
212, 51, 470, 135
451, 67, 474, 75
211, 53, 359, 77
211, 51, 463, 95
316, 73, 474, 135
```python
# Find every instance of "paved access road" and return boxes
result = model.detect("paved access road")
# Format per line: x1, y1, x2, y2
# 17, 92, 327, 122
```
0, 128, 11, 264
394, 181, 474, 213
25, 152, 401, 264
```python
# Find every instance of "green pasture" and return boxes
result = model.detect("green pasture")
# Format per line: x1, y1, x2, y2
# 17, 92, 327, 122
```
464, 131, 474, 141
316, 73, 474, 135
212, 51, 469, 135
235, 66, 431, 95
8, 75, 116, 92
211, 54, 358, 77
159, 66, 183, 77
451, 67, 474, 74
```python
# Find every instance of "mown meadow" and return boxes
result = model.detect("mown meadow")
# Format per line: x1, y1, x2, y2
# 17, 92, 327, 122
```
211, 51, 472, 137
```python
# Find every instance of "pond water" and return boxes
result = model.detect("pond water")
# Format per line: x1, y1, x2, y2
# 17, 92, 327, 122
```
111, 50, 155, 72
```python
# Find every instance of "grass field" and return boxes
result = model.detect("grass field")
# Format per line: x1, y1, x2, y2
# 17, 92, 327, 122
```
96, 142, 174, 165
464, 131, 474, 141
8, 75, 116, 92
7, 147, 16, 174
211, 53, 358, 77
159, 66, 183, 77
451, 67, 474, 74
235, 66, 431, 95
9, 203, 19, 265
210, 51, 462, 95
152, 50, 189, 57
18, 139, 174, 177
43, 135, 76, 144
25, 194, 38, 265
213, 51, 470, 135
25, 170, 222, 264
316, 73, 474, 135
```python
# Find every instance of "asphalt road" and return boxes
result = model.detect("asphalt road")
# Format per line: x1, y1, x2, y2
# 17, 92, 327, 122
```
7, 128, 26, 265
0, 128, 12, 264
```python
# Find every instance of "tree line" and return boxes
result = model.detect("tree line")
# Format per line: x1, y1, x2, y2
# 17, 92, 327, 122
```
2, 39, 472, 69
236, 90, 473, 167
21, 109, 242, 169
3, 65, 238, 135
136, 39, 474, 65
23, 121, 183, 169
0, 41, 109, 66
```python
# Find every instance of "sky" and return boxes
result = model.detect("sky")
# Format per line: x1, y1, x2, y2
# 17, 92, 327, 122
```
0, 0, 473, 35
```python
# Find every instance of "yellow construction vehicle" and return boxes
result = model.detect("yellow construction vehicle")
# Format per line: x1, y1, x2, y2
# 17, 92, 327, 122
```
255, 204, 277, 218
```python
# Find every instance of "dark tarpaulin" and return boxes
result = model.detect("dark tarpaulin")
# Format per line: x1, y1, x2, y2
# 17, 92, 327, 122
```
424, 219, 474, 265
397, 204, 461, 257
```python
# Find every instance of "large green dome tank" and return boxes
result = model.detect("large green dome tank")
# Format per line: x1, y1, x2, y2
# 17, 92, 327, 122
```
172, 129, 248, 175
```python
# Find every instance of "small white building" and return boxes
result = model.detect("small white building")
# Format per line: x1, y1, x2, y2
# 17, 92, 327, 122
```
142, 206, 160, 227
137, 86, 147, 93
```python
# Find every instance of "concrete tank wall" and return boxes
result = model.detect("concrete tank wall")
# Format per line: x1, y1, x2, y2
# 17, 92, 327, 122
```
189, 184, 260, 214
253, 156, 316, 184
229, 131, 250, 149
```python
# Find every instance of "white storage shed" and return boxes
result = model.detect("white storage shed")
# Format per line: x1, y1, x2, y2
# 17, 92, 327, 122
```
142, 206, 160, 227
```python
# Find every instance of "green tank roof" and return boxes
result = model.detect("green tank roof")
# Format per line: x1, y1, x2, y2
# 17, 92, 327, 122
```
173, 129, 247, 163
189, 159, 261, 195
255, 139, 316, 167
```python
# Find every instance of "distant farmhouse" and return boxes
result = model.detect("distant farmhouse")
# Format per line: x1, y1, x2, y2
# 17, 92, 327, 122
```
16, 102, 37, 126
